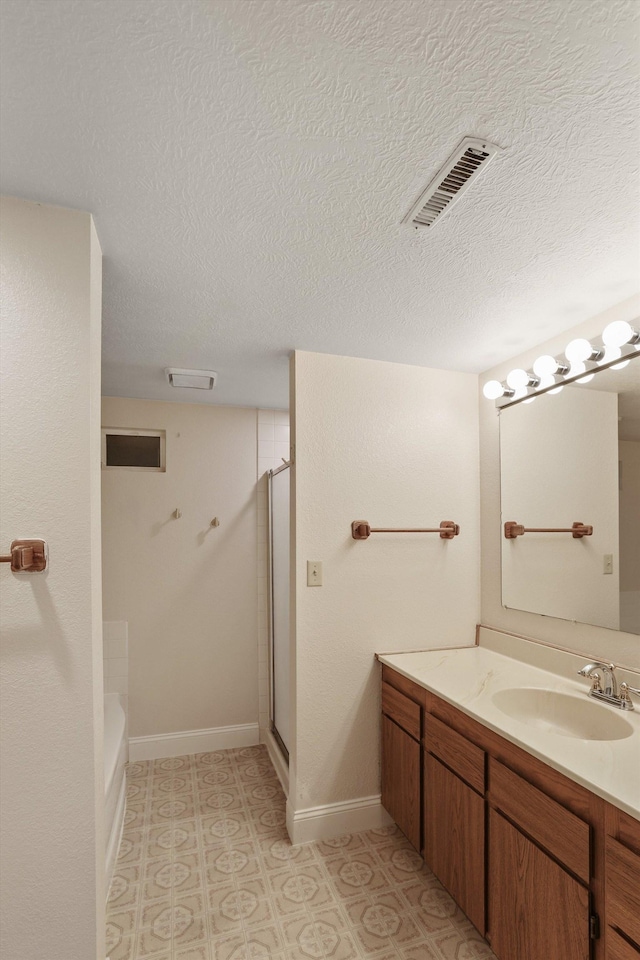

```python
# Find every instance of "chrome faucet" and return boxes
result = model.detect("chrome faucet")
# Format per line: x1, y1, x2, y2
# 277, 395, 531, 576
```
578, 661, 617, 697
578, 661, 638, 710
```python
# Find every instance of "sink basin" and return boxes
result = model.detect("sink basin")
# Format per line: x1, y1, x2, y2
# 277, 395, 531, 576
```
492, 687, 634, 741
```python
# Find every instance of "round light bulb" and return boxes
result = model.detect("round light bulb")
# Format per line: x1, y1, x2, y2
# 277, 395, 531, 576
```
548, 384, 564, 395
600, 344, 621, 365
506, 368, 530, 389
533, 355, 561, 378
523, 395, 536, 404
482, 379, 505, 400
538, 374, 564, 395
569, 361, 586, 377
612, 358, 630, 370
602, 320, 639, 347
565, 338, 596, 363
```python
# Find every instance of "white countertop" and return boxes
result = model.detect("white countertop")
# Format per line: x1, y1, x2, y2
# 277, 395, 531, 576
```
377, 645, 640, 819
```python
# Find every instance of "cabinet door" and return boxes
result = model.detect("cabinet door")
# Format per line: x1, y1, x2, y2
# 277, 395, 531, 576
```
488, 808, 590, 960
381, 715, 420, 851
424, 752, 485, 934
607, 927, 640, 960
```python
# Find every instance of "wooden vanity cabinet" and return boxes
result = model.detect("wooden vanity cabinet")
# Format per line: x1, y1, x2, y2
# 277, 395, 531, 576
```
380, 669, 423, 852
605, 805, 640, 956
379, 665, 640, 960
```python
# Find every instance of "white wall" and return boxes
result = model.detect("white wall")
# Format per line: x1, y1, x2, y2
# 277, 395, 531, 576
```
0, 197, 104, 960
480, 294, 640, 669
290, 350, 480, 838
101, 398, 258, 744
500, 387, 619, 629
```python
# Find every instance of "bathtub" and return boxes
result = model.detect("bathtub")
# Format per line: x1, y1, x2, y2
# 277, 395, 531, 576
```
104, 692, 127, 890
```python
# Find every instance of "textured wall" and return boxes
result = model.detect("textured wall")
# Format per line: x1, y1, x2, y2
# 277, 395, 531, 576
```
0, 197, 104, 960
291, 351, 480, 813
480, 294, 640, 668
101, 398, 258, 738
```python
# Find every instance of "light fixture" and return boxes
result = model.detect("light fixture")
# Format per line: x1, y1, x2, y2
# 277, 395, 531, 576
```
538, 375, 564, 395
565, 339, 602, 363
506, 368, 539, 390
602, 320, 640, 348
600, 345, 630, 370
482, 379, 508, 400
532, 355, 568, 378
165, 368, 217, 390
569, 361, 595, 384
483, 315, 639, 407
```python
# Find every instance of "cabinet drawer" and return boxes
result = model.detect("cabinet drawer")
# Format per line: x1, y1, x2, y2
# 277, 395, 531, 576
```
382, 681, 421, 740
607, 927, 640, 960
425, 714, 484, 794
606, 836, 640, 947
489, 758, 590, 883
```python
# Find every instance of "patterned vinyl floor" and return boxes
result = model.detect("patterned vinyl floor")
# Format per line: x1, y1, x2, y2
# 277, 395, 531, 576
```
106, 744, 496, 960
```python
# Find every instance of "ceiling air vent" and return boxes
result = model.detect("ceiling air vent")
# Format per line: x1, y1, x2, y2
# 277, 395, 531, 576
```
403, 137, 501, 229
165, 367, 217, 389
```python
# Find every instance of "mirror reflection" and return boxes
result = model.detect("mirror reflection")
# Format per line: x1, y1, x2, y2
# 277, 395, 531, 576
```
500, 353, 640, 635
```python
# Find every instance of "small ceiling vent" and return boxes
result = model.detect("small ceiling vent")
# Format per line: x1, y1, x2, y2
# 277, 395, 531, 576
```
403, 137, 501, 229
165, 367, 217, 390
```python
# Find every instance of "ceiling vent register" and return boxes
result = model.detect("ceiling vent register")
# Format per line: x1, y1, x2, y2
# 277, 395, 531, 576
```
165, 367, 217, 389
404, 137, 501, 229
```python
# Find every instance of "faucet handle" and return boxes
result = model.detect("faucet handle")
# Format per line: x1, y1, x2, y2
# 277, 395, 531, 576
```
620, 682, 640, 700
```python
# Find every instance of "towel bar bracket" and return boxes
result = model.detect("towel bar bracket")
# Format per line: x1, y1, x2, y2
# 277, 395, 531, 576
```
0, 539, 48, 572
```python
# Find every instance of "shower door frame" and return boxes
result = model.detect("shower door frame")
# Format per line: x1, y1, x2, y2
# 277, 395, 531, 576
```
267, 460, 291, 764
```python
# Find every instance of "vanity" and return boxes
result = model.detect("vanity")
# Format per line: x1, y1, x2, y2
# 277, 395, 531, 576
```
377, 635, 640, 960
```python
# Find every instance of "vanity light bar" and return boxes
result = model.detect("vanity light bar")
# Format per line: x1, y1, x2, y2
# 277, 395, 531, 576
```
482, 319, 640, 407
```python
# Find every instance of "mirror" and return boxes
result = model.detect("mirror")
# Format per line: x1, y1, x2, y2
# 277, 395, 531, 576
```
500, 352, 640, 635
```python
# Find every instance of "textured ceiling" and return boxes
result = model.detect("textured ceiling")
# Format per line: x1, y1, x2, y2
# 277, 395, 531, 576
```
1, 0, 638, 409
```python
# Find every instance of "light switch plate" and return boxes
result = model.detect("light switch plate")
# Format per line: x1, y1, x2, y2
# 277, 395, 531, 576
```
307, 561, 323, 586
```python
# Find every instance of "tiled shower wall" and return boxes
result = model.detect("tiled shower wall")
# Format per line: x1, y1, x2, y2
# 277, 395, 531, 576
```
257, 410, 290, 739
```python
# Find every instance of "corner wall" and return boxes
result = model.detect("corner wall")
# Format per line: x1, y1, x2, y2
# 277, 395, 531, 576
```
479, 294, 640, 668
290, 350, 480, 840
0, 197, 104, 960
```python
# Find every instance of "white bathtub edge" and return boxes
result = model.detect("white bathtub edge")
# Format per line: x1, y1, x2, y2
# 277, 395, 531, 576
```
105, 774, 126, 893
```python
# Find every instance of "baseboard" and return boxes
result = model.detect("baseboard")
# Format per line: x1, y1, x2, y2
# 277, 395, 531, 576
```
262, 729, 289, 797
287, 794, 392, 845
129, 722, 259, 761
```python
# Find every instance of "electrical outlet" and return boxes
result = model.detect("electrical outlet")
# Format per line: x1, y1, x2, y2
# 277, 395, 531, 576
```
603, 554, 613, 575
307, 561, 323, 586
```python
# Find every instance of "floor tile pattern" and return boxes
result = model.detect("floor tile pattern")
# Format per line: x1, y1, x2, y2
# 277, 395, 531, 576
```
107, 746, 496, 960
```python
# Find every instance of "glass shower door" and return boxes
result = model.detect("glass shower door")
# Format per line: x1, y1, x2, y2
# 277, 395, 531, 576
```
268, 463, 290, 760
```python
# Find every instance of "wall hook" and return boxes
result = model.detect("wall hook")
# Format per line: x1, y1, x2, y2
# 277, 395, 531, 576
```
173, 508, 182, 519
210, 517, 220, 528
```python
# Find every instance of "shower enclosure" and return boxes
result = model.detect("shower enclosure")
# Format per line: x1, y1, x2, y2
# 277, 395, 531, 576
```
267, 462, 290, 761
